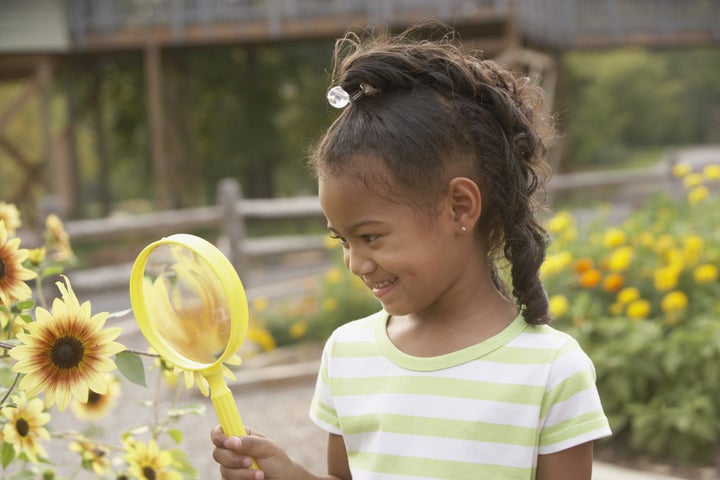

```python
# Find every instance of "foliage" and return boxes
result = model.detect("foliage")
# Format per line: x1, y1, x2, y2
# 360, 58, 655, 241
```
249, 241, 381, 349
563, 47, 720, 168
542, 161, 720, 461
0, 208, 279, 479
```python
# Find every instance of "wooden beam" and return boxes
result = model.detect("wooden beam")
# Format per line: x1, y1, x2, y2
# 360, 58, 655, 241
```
144, 42, 170, 209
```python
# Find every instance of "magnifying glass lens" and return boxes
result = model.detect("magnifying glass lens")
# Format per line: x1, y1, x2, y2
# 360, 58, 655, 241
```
143, 244, 231, 364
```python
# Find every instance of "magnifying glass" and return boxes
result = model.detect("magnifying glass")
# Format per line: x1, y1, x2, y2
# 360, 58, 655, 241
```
129, 234, 256, 464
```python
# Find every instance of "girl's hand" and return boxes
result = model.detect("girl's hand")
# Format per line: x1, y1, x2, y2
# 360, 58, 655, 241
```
211, 426, 295, 480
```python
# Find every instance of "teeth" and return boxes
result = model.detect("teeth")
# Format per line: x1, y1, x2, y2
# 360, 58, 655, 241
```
372, 279, 395, 289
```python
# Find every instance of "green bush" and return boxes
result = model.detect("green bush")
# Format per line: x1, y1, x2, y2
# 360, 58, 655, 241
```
543, 162, 720, 462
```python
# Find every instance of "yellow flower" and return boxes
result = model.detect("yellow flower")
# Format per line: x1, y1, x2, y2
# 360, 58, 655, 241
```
603, 227, 626, 248
322, 297, 338, 312
626, 299, 651, 319
0, 203, 21, 235
671, 162, 692, 178
289, 319, 308, 339
548, 295, 569, 318
682, 172, 704, 188
324, 267, 344, 284
602, 273, 624, 292
1, 393, 51, 463
617, 287, 640, 304
636, 232, 654, 247
45, 213, 74, 261
654, 266, 680, 292
702, 164, 720, 181
27, 247, 46, 266
661, 291, 689, 313
607, 246, 634, 272
124, 438, 182, 480
69, 440, 111, 475
540, 251, 573, 277
579, 269, 602, 288
251, 296, 268, 312
10, 276, 126, 411
693, 264, 718, 284
247, 325, 276, 352
546, 211, 574, 234
682, 235, 704, 265
687, 185, 709, 205
70, 373, 121, 421
0, 221, 37, 305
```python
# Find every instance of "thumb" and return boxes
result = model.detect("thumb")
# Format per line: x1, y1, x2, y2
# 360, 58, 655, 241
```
224, 432, 275, 460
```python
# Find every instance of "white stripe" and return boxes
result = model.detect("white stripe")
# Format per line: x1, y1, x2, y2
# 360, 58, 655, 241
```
546, 348, 595, 390
329, 356, 554, 386
349, 468, 439, 480
543, 389, 604, 427
345, 431, 536, 469
507, 329, 571, 350
334, 393, 541, 428
539, 426, 612, 455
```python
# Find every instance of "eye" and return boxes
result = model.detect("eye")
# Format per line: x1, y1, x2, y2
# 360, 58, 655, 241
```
329, 234, 349, 248
362, 234, 379, 243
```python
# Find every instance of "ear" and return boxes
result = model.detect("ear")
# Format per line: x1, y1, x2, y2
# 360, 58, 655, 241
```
445, 177, 482, 231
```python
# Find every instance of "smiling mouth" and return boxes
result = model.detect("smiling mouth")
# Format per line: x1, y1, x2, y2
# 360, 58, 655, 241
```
368, 277, 398, 297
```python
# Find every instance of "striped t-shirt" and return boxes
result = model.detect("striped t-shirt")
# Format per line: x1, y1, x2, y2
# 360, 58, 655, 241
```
309, 310, 611, 480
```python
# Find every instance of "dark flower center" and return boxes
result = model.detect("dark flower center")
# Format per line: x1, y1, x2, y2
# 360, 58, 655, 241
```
16, 418, 30, 436
87, 390, 102, 405
50, 336, 85, 369
0, 258, 6, 279
142, 466, 156, 480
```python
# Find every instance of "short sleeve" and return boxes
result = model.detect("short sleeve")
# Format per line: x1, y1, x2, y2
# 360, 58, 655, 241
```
538, 338, 612, 454
309, 336, 342, 435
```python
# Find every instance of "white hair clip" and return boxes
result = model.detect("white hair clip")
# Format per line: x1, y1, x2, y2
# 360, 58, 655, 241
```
326, 85, 364, 108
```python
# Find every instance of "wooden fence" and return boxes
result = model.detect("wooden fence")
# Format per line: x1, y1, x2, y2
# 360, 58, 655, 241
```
24, 161, 680, 292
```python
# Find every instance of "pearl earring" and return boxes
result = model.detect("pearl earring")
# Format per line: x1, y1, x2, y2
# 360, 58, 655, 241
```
460, 226, 467, 232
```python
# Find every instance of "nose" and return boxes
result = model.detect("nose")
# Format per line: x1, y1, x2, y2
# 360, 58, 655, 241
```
343, 246, 375, 277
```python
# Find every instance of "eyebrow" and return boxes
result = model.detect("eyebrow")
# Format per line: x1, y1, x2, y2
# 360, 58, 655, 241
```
327, 220, 385, 235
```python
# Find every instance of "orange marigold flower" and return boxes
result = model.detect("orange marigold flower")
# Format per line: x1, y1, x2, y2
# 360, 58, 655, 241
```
602, 273, 624, 292
573, 258, 594, 274
579, 268, 602, 288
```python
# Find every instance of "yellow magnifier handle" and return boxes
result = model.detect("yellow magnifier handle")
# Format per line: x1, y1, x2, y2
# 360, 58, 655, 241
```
206, 369, 259, 469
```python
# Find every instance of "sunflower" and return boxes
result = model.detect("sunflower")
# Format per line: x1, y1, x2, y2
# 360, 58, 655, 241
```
124, 438, 182, 480
0, 202, 21, 235
70, 373, 121, 421
0, 221, 37, 305
1, 392, 51, 463
69, 439, 111, 475
9, 276, 126, 411
45, 213, 74, 262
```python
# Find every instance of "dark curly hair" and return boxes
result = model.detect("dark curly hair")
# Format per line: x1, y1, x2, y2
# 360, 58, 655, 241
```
310, 25, 554, 325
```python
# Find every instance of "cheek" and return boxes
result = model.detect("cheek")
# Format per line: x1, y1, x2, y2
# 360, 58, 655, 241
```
342, 250, 351, 269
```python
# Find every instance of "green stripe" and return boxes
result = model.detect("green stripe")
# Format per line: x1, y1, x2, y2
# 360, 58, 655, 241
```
342, 414, 538, 447
330, 376, 546, 404
539, 371, 596, 418
350, 451, 532, 480
310, 401, 340, 428
540, 411, 609, 446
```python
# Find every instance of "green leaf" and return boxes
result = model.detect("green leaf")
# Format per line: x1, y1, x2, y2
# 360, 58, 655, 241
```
41, 265, 64, 277
169, 448, 197, 475
114, 351, 146, 387
1, 441, 14, 468
14, 300, 35, 311
168, 403, 206, 418
167, 428, 183, 444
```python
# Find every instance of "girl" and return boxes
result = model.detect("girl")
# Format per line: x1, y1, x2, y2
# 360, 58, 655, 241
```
212, 27, 611, 480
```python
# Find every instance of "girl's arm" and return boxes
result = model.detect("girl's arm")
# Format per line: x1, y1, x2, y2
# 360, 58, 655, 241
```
536, 441, 593, 480
211, 426, 350, 480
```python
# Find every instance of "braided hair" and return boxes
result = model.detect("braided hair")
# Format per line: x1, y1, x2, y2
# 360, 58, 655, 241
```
310, 26, 554, 325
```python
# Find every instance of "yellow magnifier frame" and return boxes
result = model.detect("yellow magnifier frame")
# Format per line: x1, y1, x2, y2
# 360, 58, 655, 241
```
129, 234, 252, 441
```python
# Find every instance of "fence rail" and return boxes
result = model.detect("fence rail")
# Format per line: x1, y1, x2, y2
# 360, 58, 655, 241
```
22, 161, 680, 292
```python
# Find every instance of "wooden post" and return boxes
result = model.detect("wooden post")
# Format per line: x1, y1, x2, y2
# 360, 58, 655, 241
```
218, 177, 246, 278
145, 42, 170, 209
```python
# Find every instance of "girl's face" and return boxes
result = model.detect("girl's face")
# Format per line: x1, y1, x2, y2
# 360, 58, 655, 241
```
318, 168, 471, 319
